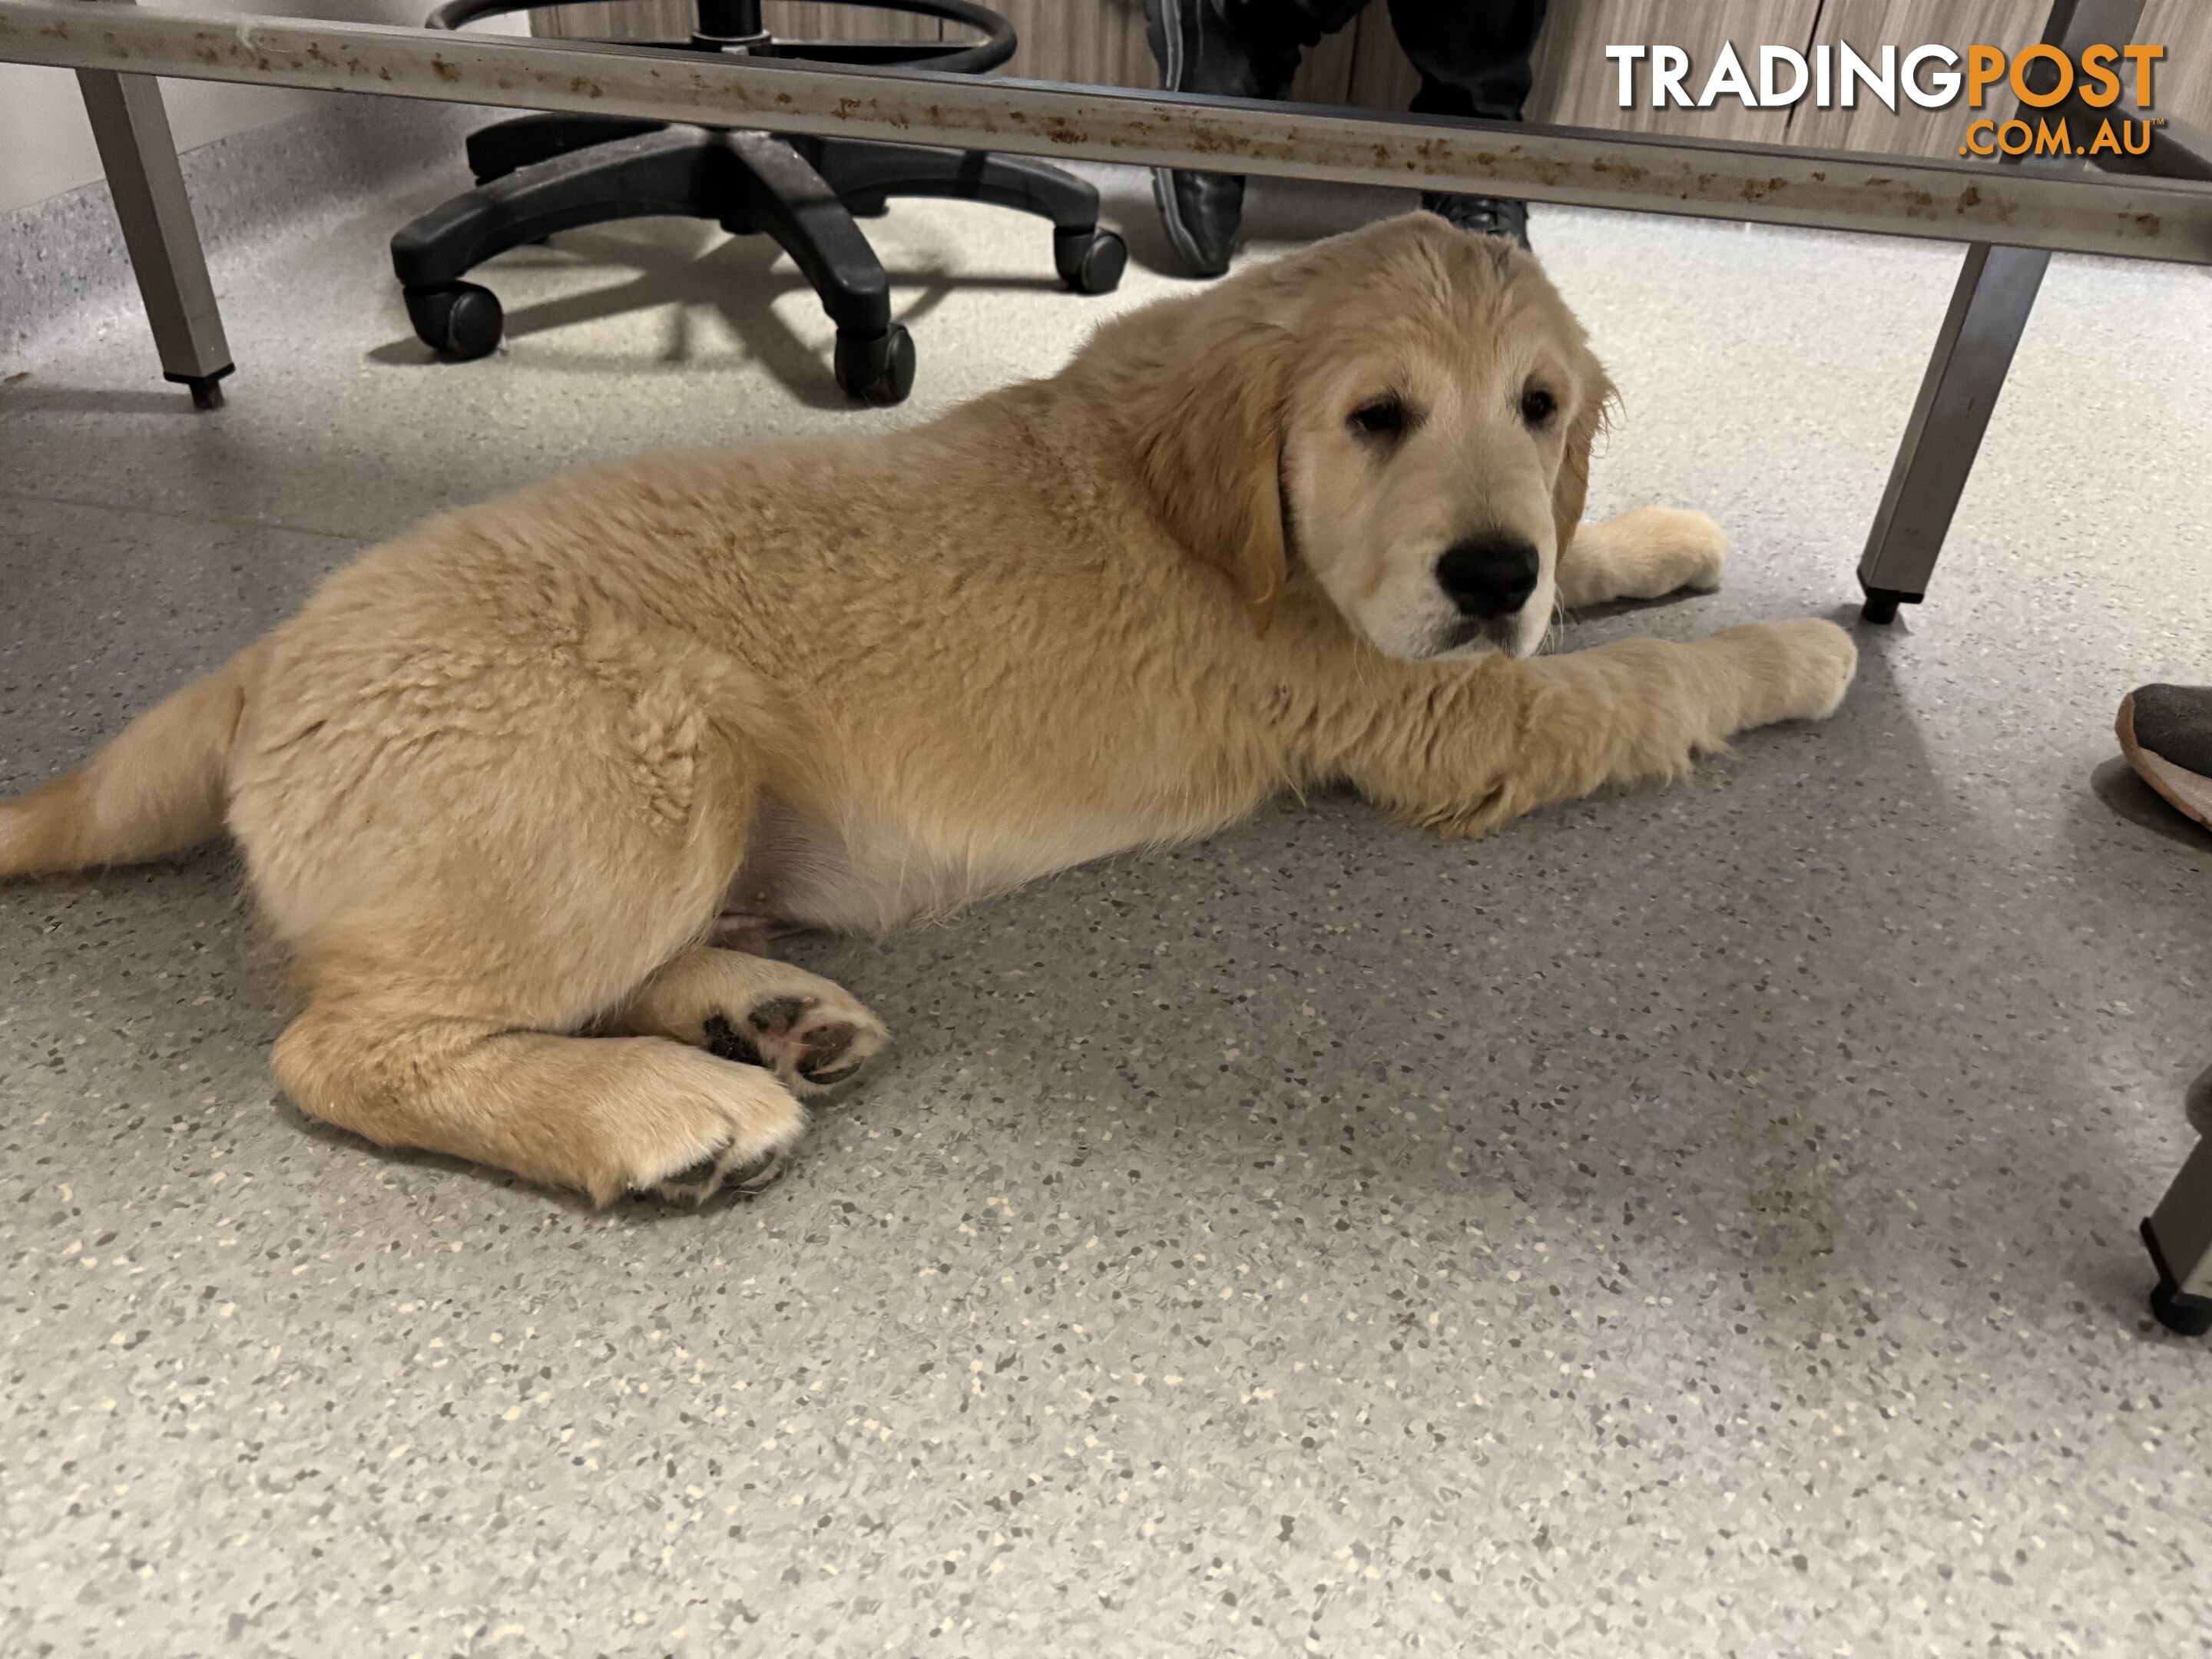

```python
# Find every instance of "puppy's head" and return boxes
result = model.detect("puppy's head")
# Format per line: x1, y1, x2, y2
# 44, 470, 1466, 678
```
1105, 211, 1613, 659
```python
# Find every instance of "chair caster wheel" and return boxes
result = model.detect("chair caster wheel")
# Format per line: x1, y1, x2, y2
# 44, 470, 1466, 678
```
406, 283, 504, 360
1055, 227, 1127, 295
834, 324, 916, 406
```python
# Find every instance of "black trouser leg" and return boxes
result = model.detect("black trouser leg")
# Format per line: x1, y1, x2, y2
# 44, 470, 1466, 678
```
1379, 0, 1547, 240
1382, 0, 1548, 121
1220, 0, 1368, 50
1151, 0, 1548, 272
1206, 0, 1549, 118
1151, 0, 1372, 276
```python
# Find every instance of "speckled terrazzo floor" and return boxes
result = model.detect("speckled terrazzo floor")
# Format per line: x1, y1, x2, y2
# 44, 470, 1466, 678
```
4, 118, 2211, 1659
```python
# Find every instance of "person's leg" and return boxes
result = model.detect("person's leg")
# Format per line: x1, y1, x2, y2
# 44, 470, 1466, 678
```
1386, 0, 1546, 120
1144, 0, 1367, 276
1384, 0, 1548, 247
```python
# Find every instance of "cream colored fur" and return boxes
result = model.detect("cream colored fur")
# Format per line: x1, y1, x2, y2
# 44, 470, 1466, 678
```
0, 214, 1856, 1204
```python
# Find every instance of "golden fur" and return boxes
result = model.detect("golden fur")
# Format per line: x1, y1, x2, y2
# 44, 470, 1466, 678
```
0, 214, 1856, 1204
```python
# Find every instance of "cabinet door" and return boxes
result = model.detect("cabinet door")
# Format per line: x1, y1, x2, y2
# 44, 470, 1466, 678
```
1544, 0, 1821, 139
985, 0, 1151, 88
979, 0, 1358, 95
532, 1, 939, 46
2138, 0, 2212, 129
531, 0, 684, 41
1789, 0, 2042, 157
1793, 1, 2210, 157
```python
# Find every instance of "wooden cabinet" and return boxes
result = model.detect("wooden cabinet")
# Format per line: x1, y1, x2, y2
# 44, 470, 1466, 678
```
1790, 2, 2045, 156
1525, 0, 1819, 141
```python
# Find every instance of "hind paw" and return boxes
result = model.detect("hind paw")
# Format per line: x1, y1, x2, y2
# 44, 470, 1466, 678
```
617, 948, 892, 1097
701, 987, 888, 1091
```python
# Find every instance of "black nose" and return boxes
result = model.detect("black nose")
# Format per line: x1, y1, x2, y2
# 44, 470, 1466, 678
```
1435, 536, 1539, 620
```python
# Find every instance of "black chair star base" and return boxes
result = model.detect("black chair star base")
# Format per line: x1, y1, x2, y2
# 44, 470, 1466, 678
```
389, 0, 1125, 405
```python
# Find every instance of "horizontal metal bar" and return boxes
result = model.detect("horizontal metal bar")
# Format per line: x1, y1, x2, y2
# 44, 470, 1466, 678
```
5, 0, 2212, 263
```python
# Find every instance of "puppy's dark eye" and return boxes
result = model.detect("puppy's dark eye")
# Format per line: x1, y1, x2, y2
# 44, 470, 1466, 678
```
1349, 396, 1406, 439
1520, 386, 1558, 427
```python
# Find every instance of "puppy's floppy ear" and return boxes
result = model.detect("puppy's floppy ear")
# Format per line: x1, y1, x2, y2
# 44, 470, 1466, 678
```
1118, 291, 1293, 636
1552, 352, 1618, 562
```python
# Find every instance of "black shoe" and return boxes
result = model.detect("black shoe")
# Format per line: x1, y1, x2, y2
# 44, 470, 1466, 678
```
1153, 167, 1246, 280
1422, 191, 1532, 250
1145, 0, 1313, 277
2119, 683, 2212, 829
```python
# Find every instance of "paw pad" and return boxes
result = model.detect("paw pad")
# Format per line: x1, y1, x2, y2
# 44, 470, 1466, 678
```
645, 1143, 732, 1206
746, 995, 812, 1038
701, 1012, 765, 1068
701, 995, 880, 1089
637, 1139, 790, 1207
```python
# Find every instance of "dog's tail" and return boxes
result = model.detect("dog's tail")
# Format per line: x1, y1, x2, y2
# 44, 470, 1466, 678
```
0, 643, 266, 879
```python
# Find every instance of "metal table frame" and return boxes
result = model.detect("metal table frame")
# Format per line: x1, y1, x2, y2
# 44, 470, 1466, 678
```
3, 0, 2210, 1331
5, 0, 2210, 426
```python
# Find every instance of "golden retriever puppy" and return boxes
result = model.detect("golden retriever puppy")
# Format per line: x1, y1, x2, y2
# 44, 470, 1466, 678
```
0, 213, 1856, 1204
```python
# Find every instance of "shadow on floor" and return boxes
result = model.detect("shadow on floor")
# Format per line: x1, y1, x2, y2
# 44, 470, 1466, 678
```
2090, 753, 2212, 851
0, 382, 205, 417
366, 222, 1104, 407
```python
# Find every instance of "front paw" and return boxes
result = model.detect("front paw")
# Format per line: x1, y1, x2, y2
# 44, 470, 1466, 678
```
617, 1052, 809, 1208
1718, 618, 1858, 726
1609, 506, 1730, 598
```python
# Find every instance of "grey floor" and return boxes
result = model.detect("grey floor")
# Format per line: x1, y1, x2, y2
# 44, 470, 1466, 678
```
3, 146, 2210, 1659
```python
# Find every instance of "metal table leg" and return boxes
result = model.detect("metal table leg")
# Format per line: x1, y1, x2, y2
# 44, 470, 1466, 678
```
75, 65, 233, 407
2145, 1141, 2212, 1336
1858, 0, 2149, 623
1856, 243, 2049, 623
2144, 1064, 2212, 1336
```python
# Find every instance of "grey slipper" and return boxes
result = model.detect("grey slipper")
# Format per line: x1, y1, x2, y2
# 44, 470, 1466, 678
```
2118, 683, 2212, 829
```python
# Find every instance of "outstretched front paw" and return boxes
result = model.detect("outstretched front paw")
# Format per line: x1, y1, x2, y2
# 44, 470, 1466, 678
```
1720, 618, 1859, 726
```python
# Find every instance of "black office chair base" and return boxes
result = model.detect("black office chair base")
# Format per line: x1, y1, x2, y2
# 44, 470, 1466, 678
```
392, 122, 1124, 403
834, 323, 917, 406
1054, 223, 1129, 294
404, 283, 505, 361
